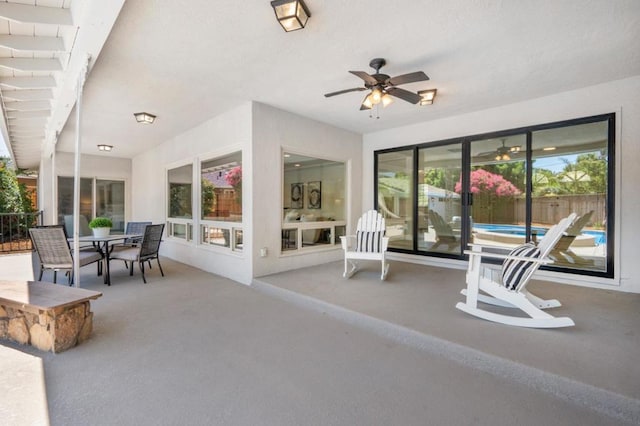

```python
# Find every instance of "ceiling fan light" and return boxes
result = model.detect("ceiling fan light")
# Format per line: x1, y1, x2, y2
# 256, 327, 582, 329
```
381, 94, 393, 107
271, 0, 310, 32
495, 154, 501, 161
362, 94, 374, 109
503, 153, 510, 161
370, 89, 382, 105
418, 89, 437, 106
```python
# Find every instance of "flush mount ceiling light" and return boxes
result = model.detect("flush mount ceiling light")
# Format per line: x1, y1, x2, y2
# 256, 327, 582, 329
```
133, 112, 156, 124
271, 0, 311, 32
418, 89, 438, 106
97, 144, 113, 152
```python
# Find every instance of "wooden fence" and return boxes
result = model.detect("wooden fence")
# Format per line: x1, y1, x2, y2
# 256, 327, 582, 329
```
473, 194, 606, 228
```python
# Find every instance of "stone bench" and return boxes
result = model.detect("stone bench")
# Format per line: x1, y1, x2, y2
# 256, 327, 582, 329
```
0, 280, 102, 353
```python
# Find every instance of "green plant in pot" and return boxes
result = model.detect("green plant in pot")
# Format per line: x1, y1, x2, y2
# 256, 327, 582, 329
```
89, 217, 113, 237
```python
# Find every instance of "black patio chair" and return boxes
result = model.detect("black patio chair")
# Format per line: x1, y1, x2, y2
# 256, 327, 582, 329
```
29, 226, 103, 285
109, 224, 165, 283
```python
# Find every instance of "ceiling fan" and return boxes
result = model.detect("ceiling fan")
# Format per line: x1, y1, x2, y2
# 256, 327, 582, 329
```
324, 58, 429, 111
477, 139, 521, 161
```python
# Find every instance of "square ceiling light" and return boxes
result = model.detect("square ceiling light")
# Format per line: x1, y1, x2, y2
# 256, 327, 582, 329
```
271, 0, 311, 32
134, 112, 156, 124
418, 89, 437, 106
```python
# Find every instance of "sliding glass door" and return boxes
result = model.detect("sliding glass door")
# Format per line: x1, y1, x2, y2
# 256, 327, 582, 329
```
417, 143, 463, 254
531, 121, 611, 273
376, 150, 414, 251
57, 177, 125, 234
374, 113, 614, 278
469, 134, 527, 248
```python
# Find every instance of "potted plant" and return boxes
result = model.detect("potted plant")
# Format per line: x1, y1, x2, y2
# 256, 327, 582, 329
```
89, 217, 113, 237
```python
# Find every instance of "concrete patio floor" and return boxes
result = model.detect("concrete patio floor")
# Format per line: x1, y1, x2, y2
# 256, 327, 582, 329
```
1, 256, 639, 425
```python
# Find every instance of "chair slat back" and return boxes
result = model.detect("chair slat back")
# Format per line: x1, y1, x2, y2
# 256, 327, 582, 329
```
63, 215, 92, 237
428, 210, 455, 237
501, 213, 577, 292
29, 227, 73, 266
139, 224, 165, 259
553, 210, 593, 252
355, 210, 386, 253
357, 210, 386, 233
537, 213, 578, 256
124, 221, 151, 244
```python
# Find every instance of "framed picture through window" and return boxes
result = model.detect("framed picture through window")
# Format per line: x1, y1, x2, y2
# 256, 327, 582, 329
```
308, 181, 321, 209
291, 183, 303, 209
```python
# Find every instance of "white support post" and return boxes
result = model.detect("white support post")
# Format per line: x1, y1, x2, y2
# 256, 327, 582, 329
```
72, 55, 90, 287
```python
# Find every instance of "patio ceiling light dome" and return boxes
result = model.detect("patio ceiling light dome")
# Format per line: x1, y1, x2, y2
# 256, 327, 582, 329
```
134, 112, 156, 124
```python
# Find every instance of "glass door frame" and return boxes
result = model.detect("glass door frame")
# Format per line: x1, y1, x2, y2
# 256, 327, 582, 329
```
374, 112, 615, 279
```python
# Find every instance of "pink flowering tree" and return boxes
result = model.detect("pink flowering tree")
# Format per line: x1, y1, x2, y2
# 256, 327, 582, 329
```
454, 169, 521, 196
224, 166, 242, 188
225, 166, 242, 207
455, 169, 521, 223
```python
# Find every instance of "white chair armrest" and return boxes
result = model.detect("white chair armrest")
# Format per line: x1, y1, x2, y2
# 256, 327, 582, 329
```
463, 249, 552, 264
340, 235, 356, 250
381, 236, 389, 252
467, 243, 511, 252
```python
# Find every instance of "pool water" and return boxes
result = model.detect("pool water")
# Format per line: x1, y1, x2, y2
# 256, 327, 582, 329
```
473, 223, 606, 245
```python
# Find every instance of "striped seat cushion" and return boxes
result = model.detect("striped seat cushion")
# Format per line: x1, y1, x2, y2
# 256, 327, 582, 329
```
356, 230, 383, 253
501, 243, 541, 291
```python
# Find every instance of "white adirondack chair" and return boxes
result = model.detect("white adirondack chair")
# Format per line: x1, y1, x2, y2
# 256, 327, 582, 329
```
455, 213, 577, 328
340, 210, 389, 280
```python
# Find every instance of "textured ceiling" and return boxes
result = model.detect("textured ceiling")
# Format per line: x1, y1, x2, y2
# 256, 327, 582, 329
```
7, 0, 640, 167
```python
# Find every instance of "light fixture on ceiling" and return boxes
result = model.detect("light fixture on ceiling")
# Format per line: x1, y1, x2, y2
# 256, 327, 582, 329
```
133, 112, 156, 124
418, 89, 437, 106
271, 0, 311, 32
97, 144, 113, 152
543, 146, 557, 151
493, 139, 521, 161
362, 88, 394, 110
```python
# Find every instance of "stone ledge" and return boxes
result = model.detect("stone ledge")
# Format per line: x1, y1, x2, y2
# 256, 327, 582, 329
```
0, 280, 102, 353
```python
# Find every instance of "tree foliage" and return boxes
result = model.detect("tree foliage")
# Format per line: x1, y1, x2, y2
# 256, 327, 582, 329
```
533, 151, 607, 195
201, 178, 216, 218
0, 157, 35, 214
454, 169, 521, 196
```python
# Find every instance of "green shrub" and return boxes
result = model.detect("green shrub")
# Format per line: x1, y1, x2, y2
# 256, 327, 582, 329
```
89, 217, 113, 229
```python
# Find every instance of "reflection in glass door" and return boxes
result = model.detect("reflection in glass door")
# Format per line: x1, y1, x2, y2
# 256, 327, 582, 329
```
532, 121, 609, 273
417, 143, 463, 254
377, 150, 414, 251
96, 180, 125, 233
469, 135, 527, 248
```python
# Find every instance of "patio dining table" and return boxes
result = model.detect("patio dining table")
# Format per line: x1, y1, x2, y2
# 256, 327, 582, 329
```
69, 234, 142, 286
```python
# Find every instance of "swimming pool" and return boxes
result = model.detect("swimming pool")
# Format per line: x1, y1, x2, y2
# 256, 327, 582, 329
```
473, 223, 606, 245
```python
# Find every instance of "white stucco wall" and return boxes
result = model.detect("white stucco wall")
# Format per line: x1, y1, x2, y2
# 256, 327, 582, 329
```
131, 103, 253, 284
251, 103, 362, 278
363, 76, 640, 293
39, 151, 132, 225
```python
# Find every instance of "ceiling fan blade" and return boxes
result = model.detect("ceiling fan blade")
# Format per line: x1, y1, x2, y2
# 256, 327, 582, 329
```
386, 87, 422, 104
360, 94, 372, 110
349, 70, 378, 86
388, 71, 429, 86
324, 87, 367, 98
